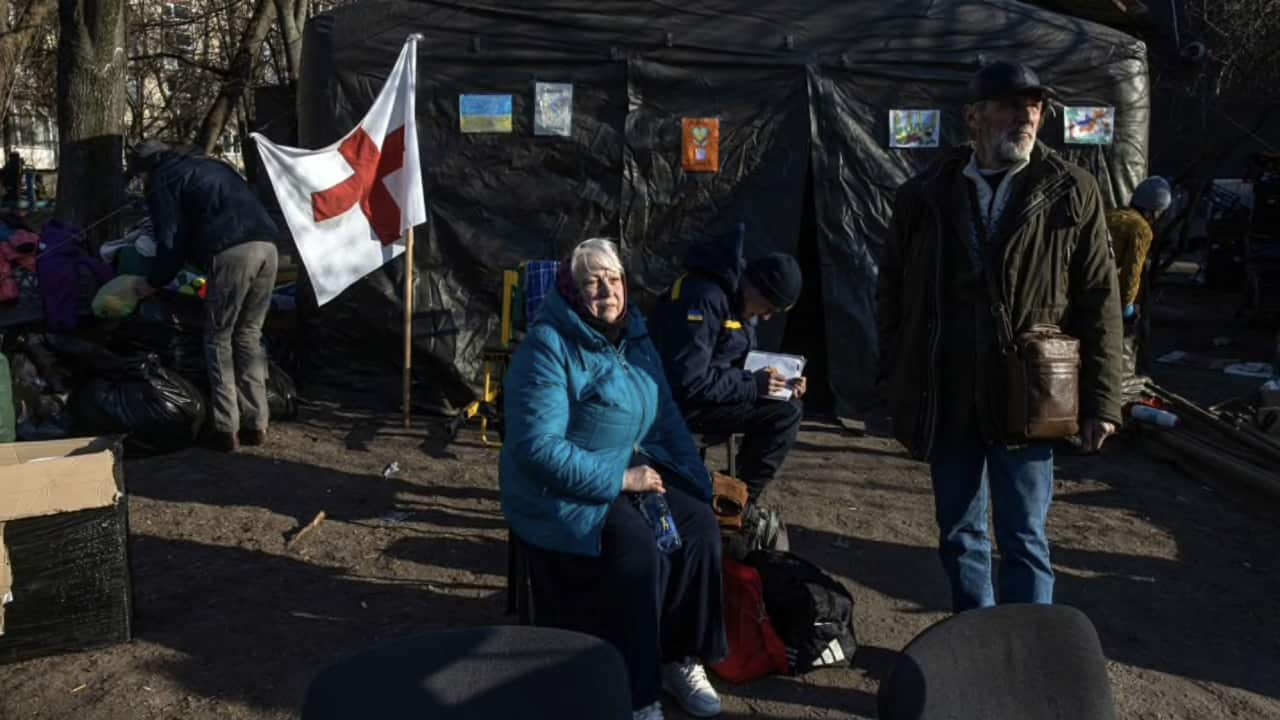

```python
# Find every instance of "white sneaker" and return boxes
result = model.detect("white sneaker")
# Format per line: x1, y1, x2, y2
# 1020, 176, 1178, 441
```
661, 658, 721, 717
633, 700, 665, 720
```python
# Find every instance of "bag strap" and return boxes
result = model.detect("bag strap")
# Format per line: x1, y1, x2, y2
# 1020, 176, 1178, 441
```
968, 188, 1017, 354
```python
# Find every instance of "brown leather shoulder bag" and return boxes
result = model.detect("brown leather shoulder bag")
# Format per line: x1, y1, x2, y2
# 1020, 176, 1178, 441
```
980, 244, 1081, 442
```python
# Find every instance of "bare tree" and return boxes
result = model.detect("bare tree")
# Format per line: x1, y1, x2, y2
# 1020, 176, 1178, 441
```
127, 0, 234, 142
0, 0, 56, 148
1184, 0, 1280, 100
55, 0, 127, 248
272, 0, 307, 81
195, 0, 274, 153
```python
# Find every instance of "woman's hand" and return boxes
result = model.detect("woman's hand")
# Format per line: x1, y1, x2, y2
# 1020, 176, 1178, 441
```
623, 465, 665, 494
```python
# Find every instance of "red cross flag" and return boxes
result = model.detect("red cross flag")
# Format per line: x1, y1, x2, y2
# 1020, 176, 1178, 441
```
252, 35, 426, 305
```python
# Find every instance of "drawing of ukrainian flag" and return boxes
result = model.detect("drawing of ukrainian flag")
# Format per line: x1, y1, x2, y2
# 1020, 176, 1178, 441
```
460, 94, 513, 133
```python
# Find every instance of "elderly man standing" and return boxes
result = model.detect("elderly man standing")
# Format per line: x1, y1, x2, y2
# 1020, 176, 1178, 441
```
876, 62, 1124, 611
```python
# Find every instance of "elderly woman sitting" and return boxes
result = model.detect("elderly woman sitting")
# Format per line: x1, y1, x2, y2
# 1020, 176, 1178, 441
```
500, 238, 726, 720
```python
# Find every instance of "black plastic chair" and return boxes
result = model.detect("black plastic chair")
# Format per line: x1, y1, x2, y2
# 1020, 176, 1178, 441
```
301, 625, 632, 719
877, 604, 1118, 720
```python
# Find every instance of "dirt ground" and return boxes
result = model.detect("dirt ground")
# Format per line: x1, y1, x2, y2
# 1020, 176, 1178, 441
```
1, 279, 1279, 720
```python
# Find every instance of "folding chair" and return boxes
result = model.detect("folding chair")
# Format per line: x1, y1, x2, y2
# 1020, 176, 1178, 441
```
694, 432, 740, 479
447, 261, 557, 447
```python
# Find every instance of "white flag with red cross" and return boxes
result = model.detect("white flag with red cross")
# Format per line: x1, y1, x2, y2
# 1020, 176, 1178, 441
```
252, 35, 426, 306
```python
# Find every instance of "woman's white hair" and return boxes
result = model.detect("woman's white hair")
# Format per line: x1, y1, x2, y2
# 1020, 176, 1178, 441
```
570, 237, 624, 285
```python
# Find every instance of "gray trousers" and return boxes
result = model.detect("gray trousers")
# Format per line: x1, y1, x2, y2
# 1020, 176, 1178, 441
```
204, 240, 278, 433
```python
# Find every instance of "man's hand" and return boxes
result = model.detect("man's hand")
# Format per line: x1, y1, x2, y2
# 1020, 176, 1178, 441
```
754, 368, 788, 398
623, 465, 665, 494
791, 376, 808, 399
1080, 417, 1117, 453
136, 281, 158, 299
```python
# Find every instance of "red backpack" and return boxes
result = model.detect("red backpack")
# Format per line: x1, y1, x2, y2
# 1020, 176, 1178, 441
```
711, 557, 789, 683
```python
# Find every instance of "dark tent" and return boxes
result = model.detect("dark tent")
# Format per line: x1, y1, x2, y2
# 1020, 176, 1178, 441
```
293, 0, 1149, 416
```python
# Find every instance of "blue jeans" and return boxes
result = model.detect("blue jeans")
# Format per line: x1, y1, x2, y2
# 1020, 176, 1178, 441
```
929, 429, 1055, 611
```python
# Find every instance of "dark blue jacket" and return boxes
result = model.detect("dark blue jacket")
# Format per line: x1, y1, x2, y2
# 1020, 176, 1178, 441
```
144, 152, 279, 288
650, 224, 758, 407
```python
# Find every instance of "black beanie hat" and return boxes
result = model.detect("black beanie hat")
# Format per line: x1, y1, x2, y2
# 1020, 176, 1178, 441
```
744, 253, 802, 310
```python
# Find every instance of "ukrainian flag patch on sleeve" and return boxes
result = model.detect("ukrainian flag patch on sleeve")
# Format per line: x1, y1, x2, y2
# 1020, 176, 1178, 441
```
686, 311, 705, 323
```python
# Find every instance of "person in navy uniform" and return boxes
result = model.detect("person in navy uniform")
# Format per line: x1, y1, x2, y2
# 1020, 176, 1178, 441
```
650, 223, 805, 503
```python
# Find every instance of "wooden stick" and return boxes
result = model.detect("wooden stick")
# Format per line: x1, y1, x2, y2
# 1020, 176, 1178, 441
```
287, 511, 326, 550
403, 226, 414, 430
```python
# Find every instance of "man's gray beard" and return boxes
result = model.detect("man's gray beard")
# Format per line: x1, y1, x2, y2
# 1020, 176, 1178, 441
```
994, 132, 1035, 163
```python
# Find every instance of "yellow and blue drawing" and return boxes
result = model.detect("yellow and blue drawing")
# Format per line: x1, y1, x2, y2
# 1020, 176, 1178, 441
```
460, 94, 513, 133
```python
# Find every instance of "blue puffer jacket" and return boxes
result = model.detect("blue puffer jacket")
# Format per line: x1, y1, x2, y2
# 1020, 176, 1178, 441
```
500, 288, 712, 557
650, 223, 758, 407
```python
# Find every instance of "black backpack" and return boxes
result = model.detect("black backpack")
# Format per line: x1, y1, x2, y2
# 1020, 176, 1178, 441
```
744, 550, 858, 675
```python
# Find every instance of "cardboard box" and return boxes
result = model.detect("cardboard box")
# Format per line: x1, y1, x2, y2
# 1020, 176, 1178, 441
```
0, 436, 131, 664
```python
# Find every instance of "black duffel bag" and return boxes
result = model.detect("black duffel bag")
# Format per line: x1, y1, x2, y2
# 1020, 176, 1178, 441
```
744, 549, 858, 675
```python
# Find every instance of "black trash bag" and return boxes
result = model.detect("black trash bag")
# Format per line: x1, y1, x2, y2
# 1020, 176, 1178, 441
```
266, 360, 298, 421
9, 349, 72, 441
38, 333, 131, 377
10, 351, 47, 423
112, 297, 301, 423
15, 334, 73, 393
111, 295, 206, 386
73, 353, 205, 453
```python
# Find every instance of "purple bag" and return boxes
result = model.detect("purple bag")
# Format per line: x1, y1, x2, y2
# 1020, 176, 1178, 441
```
37, 219, 114, 331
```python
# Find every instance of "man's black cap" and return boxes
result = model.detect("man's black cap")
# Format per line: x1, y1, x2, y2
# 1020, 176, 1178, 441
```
968, 62, 1056, 104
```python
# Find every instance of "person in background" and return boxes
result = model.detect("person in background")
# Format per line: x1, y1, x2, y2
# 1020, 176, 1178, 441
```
127, 139, 280, 453
650, 222, 806, 504
877, 61, 1124, 612
2, 152, 23, 211
1108, 177, 1172, 379
1109, 176, 1172, 321
500, 237, 725, 720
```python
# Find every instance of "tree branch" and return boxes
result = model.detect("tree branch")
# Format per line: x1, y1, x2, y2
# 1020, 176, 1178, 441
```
129, 51, 228, 76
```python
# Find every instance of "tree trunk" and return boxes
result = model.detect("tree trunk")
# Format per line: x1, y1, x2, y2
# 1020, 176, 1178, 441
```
272, 0, 306, 82
55, 0, 127, 250
0, 0, 58, 145
196, 0, 275, 153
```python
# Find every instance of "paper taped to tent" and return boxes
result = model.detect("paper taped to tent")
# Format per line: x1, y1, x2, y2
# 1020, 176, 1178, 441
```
290, 0, 1149, 415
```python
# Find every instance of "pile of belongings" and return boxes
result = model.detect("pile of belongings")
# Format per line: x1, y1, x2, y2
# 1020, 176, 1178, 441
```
0, 216, 300, 452
109, 293, 298, 421
6, 333, 205, 453
98, 219, 157, 277
1131, 379, 1280, 501
0, 218, 38, 303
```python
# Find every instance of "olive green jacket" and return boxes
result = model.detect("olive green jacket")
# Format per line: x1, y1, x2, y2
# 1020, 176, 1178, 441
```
877, 142, 1124, 460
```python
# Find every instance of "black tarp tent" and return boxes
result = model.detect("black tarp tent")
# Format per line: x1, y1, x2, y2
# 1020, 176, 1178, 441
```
293, 0, 1149, 416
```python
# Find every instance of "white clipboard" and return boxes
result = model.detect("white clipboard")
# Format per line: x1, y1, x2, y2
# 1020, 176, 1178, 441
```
743, 351, 806, 401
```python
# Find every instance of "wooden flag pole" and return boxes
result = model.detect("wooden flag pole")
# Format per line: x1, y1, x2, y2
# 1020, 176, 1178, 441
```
402, 226, 415, 429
